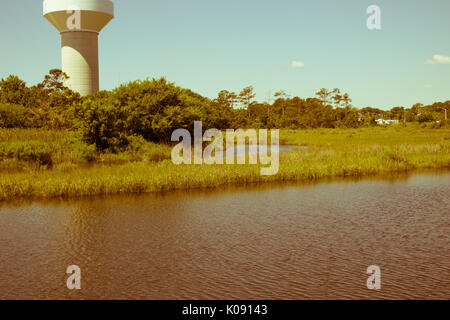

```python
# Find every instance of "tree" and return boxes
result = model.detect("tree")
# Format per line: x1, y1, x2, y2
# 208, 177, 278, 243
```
341, 93, 352, 108
274, 90, 289, 100
273, 90, 290, 118
247, 102, 270, 127
0, 75, 31, 106
315, 88, 332, 107
331, 88, 342, 108
390, 106, 405, 121
214, 90, 237, 110
0, 103, 31, 128
210, 90, 237, 129
418, 113, 434, 123
38, 69, 69, 93
238, 86, 256, 110
341, 93, 352, 117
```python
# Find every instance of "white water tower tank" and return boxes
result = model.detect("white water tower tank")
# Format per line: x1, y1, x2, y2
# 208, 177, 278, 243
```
43, 0, 114, 96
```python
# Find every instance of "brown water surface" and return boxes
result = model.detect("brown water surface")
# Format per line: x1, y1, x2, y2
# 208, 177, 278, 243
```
0, 172, 449, 299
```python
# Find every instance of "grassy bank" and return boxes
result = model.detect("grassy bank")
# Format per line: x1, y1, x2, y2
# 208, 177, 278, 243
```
0, 126, 449, 201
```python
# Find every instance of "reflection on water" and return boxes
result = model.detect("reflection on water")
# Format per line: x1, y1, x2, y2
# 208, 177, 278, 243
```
0, 171, 449, 299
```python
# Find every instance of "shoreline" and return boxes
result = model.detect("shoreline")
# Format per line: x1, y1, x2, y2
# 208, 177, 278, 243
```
1, 167, 449, 207
1, 157, 449, 203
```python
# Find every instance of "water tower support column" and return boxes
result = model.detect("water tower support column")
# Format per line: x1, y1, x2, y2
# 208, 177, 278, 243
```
61, 31, 99, 96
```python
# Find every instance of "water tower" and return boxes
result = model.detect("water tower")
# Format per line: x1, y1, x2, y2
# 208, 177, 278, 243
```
43, 0, 114, 96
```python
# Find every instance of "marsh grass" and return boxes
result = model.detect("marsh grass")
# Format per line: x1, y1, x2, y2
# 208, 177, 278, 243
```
0, 126, 449, 201
0, 128, 171, 172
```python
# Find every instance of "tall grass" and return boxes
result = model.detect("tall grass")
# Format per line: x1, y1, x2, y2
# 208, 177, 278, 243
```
0, 130, 95, 172
279, 125, 450, 147
0, 129, 171, 172
0, 125, 449, 201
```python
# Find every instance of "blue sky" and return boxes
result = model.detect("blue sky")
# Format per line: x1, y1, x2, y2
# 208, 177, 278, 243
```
1, 0, 449, 109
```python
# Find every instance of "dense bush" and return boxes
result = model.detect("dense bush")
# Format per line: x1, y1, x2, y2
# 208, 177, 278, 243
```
0, 141, 54, 166
0, 103, 32, 128
418, 113, 435, 123
74, 78, 215, 151
0, 137, 96, 169
0, 71, 81, 129
0, 75, 35, 107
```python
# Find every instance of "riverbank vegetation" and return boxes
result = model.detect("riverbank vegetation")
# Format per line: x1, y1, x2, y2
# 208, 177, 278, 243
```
0, 126, 449, 201
1, 70, 449, 149
0, 70, 449, 200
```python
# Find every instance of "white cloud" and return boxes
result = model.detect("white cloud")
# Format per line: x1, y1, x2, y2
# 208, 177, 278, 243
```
423, 84, 433, 89
291, 60, 305, 68
425, 54, 450, 65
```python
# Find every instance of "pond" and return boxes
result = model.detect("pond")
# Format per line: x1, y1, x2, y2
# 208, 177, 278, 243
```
0, 171, 448, 299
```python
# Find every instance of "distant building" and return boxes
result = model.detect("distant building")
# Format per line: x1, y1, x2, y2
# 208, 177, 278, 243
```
375, 119, 399, 125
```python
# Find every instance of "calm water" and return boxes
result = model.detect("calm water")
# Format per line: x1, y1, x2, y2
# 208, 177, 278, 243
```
0, 172, 449, 300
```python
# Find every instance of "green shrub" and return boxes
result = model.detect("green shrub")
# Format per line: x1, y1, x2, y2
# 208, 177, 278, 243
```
124, 135, 147, 153
418, 113, 434, 123
0, 75, 34, 107
73, 94, 131, 152
0, 158, 32, 173
0, 135, 96, 168
0, 141, 54, 166
0, 103, 31, 128
74, 78, 214, 151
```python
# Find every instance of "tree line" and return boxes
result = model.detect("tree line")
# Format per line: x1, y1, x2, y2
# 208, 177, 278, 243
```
0, 70, 448, 151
